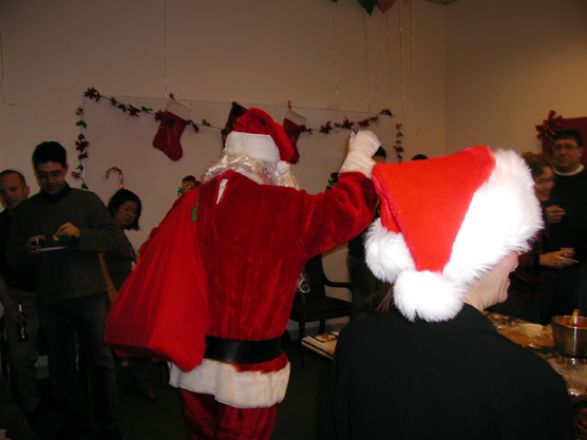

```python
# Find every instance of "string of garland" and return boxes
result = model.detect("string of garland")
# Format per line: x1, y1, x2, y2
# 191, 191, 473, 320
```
393, 122, 404, 162
73, 87, 396, 183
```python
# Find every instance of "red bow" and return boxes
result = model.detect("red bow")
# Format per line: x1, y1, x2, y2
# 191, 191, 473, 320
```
536, 110, 564, 144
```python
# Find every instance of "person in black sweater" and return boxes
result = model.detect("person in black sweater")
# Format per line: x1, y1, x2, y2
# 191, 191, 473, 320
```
0, 169, 42, 418
543, 129, 587, 318
6, 142, 123, 440
347, 146, 387, 320
102, 188, 158, 402
332, 147, 573, 439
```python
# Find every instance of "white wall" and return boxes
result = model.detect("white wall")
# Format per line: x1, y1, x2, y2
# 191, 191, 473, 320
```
0, 0, 447, 190
446, 0, 587, 153
0, 0, 447, 308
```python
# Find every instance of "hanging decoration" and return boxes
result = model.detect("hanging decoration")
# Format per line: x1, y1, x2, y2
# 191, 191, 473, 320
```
152, 110, 188, 161
106, 166, 125, 188
330, 0, 397, 15
393, 122, 404, 162
535, 110, 564, 149
536, 110, 587, 165
377, 0, 396, 13
359, 0, 378, 16
283, 102, 307, 164
72, 106, 89, 188
73, 87, 395, 184
221, 102, 248, 145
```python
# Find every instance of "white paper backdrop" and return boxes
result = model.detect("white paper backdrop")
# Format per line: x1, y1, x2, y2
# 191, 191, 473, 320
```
81, 96, 395, 251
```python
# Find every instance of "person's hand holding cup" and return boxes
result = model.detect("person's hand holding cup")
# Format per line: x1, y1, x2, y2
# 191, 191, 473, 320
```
541, 247, 578, 269
545, 205, 565, 223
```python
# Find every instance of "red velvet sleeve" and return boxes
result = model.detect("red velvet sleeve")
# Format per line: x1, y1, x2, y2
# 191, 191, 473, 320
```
104, 189, 208, 371
296, 172, 377, 258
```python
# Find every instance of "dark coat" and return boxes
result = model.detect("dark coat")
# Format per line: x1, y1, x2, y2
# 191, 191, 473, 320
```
332, 304, 574, 440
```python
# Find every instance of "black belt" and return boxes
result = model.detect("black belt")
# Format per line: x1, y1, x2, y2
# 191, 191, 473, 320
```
204, 336, 282, 364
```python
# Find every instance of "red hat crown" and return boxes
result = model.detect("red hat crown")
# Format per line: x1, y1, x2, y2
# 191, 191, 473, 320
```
365, 146, 542, 322
230, 108, 297, 163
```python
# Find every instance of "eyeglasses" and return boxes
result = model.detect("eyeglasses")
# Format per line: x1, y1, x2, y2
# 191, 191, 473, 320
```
553, 143, 580, 152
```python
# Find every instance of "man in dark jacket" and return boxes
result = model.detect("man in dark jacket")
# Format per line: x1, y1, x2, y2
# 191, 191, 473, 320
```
6, 142, 123, 439
0, 169, 41, 418
543, 129, 587, 317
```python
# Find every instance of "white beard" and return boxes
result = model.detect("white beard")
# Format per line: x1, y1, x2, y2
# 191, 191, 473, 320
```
203, 154, 298, 189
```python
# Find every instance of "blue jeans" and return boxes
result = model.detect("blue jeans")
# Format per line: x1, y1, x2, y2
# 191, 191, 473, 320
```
39, 293, 118, 431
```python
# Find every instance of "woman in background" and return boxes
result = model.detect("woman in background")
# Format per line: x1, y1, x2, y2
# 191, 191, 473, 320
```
103, 188, 158, 401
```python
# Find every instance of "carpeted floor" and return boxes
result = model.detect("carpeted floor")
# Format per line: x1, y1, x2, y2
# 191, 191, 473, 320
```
26, 337, 334, 440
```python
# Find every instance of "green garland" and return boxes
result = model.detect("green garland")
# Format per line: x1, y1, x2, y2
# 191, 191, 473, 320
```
73, 87, 395, 185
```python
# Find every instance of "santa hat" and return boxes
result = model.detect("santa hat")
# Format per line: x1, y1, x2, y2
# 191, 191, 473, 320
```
224, 108, 298, 165
365, 146, 542, 322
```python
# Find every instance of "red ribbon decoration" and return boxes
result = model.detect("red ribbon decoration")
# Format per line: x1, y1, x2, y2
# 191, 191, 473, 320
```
536, 110, 564, 144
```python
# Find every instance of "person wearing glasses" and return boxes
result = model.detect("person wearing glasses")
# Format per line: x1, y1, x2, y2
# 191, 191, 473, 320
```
543, 129, 587, 319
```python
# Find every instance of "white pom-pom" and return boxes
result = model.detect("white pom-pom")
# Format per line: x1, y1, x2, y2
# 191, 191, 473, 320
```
393, 270, 466, 322
365, 219, 415, 283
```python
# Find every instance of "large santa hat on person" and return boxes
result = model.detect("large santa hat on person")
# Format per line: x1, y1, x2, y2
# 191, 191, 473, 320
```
224, 107, 299, 164
365, 146, 542, 322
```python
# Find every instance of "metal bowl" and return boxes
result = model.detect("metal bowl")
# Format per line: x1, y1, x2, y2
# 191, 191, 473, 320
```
551, 315, 587, 358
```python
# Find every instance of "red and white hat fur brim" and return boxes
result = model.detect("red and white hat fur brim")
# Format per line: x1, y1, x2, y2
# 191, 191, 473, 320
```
225, 131, 281, 164
365, 149, 543, 322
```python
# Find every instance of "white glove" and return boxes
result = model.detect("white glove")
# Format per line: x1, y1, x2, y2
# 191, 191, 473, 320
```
340, 131, 381, 178
349, 131, 381, 156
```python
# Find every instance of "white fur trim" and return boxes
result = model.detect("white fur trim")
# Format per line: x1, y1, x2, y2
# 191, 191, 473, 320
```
168, 359, 290, 408
225, 132, 280, 164
394, 270, 467, 322
365, 149, 542, 322
444, 149, 542, 288
365, 219, 414, 283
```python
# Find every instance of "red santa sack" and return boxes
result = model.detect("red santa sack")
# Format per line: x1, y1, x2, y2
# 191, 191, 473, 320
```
104, 188, 208, 372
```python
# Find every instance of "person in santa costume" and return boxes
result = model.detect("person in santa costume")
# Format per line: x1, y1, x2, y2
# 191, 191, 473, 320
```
332, 146, 574, 439
105, 108, 379, 439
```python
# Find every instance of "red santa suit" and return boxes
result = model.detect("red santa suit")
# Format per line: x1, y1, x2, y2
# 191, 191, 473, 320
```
105, 108, 380, 439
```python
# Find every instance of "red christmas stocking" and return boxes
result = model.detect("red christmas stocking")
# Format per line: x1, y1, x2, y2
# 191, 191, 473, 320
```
152, 111, 186, 161
282, 108, 306, 164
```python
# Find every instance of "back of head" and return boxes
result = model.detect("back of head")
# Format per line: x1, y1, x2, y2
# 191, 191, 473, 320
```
365, 146, 542, 322
373, 147, 387, 162
182, 175, 197, 185
32, 141, 67, 167
224, 108, 297, 164
207, 108, 299, 188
